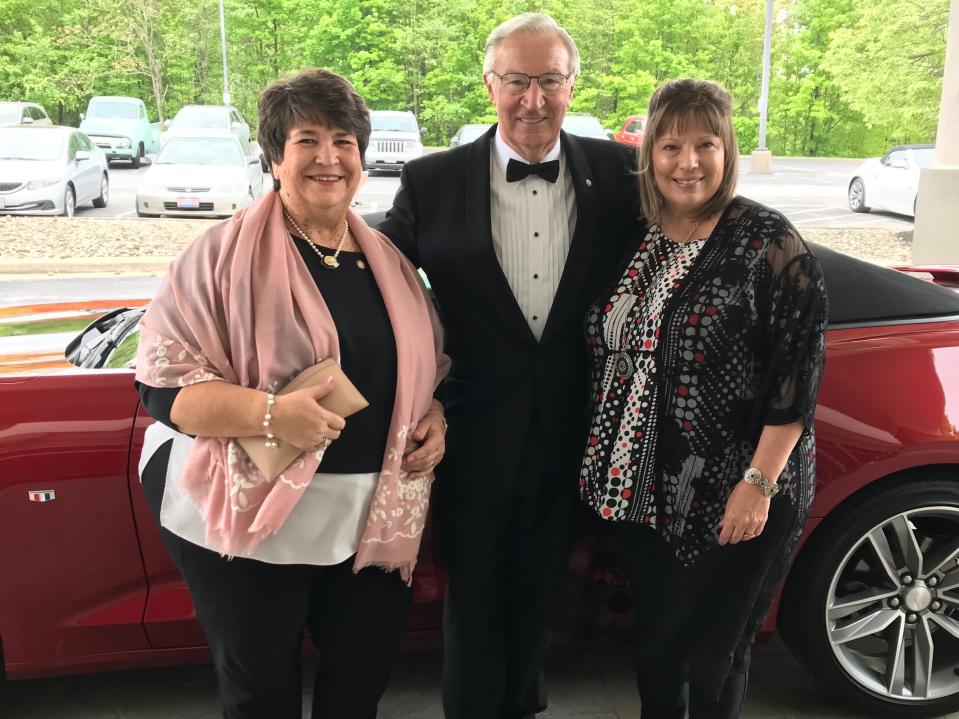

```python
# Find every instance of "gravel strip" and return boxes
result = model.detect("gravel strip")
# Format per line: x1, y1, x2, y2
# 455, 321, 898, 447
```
0, 216, 914, 276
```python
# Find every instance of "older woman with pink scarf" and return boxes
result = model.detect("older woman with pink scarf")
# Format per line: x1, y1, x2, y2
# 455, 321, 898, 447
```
133, 68, 449, 719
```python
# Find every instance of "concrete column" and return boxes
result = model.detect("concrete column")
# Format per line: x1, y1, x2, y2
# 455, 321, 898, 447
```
913, 0, 959, 263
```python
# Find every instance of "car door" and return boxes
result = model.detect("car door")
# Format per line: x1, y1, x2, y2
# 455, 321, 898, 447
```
871, 149, 909, 212
0, 371, 152, 675
71, 132, 100, 203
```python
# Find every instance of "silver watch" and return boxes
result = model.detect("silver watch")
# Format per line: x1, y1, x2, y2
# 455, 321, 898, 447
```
743, 467, 780, 498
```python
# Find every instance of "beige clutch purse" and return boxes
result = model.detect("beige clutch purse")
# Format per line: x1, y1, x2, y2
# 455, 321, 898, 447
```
237, 359, 369, 481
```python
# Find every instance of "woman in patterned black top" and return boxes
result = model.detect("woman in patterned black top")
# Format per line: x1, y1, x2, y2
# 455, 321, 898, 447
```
580, 79, 828, 718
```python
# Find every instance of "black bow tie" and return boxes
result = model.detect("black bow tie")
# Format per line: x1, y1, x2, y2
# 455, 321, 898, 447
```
506, 158, 560, 183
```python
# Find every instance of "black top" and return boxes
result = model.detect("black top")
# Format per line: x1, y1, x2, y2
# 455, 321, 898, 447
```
137, 235, 398, 474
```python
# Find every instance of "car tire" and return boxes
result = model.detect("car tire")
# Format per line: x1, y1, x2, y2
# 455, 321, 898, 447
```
62, 185, 76, 217
849, 178, 870, 213
92, 174, 109, 208
780, 474, 959, 716
131, 142, 144, 169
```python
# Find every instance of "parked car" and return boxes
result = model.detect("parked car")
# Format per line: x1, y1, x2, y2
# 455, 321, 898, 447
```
449, 123, 492, 148
160, 104, 264, 170
4, 244, 959, 716
848, 144, 934, 218
79, 96, 161, 169
561, 113, 611, 140
365, 110, 425, 172
0, 126, 109, 216
0, 101, 52, 127
135, 131, 263, 218
614, 114, 646, 148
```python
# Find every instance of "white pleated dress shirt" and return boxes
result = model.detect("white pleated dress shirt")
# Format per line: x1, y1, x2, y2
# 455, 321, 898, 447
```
490, 130, 577, 340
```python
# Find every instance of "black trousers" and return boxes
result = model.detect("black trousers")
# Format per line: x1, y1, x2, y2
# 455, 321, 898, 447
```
610, 506, 792, 719
435, 431, 583, 719
142, 441, 412, 719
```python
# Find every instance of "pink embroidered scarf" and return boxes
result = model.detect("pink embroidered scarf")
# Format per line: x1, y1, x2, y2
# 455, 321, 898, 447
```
135, 189, 449, 580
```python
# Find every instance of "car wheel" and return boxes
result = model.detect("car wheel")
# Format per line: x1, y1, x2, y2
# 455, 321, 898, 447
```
849, 178, 870, 213
131, 142, 144, 169
62, 185, 76, 217
780, 476, 959, 716
92, 174, 109, 208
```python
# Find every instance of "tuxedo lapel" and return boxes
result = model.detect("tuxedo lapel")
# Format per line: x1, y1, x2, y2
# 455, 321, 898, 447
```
541, 131, 598, 343
465, 126, 537, 346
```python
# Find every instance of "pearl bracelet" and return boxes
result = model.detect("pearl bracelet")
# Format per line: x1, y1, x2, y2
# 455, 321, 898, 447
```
263, 392, 278, 448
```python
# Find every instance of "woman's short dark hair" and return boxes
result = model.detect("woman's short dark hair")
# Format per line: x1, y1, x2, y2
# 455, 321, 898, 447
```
638, 78, 739, 224
258, 68, 371, 172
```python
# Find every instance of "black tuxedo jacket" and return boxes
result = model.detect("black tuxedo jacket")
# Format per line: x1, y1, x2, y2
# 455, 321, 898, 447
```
379, 126, 639, 505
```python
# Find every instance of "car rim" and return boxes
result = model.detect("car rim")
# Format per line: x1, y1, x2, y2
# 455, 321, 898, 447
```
66, 190, 75, 217
101, 177, 109, 204
850, 181, 864, 209
827, 506, 959, 702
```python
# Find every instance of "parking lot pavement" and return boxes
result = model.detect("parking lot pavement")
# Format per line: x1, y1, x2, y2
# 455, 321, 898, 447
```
737, 157, 914, 231
4, 635, 958, 718
76, 156, 914, 233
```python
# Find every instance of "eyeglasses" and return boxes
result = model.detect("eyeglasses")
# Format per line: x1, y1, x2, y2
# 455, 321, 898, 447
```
488, 71, 572, 96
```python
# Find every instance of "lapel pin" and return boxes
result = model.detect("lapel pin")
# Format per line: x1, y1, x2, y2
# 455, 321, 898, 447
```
28, 489, 56, 502
585, 179, 593, 187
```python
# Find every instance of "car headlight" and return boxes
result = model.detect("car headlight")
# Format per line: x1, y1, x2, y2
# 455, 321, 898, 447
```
404, 141, 422, 152
24, 178, 60, 190
117, 138, 132, 149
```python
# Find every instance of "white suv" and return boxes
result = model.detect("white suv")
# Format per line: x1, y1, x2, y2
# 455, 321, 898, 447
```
365, 110, 424, 172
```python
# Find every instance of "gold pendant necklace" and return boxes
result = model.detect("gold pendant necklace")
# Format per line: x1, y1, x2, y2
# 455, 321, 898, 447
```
283, 208, 349, 269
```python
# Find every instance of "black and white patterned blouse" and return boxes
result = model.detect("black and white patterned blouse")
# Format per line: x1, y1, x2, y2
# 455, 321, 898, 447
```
580, 196, 828, 567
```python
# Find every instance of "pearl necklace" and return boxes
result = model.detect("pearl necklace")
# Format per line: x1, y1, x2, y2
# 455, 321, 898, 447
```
283, 208, 349, 269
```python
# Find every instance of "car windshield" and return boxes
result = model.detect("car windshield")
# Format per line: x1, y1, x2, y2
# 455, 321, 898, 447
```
914, 148, 935, 168
87, 101, 139, 119
372, 115, 417, 133
0, 130, 63, 160
0, 105, 21, 123
155, 137, 244, 166
171, 107, 229, 129
562, 116, 605, 136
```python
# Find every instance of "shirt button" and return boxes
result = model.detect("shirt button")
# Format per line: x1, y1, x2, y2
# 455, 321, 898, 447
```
533, 232, 539, 237
533, 274, 539, 279
532, 190, 538, 195
532, 315, 538, 320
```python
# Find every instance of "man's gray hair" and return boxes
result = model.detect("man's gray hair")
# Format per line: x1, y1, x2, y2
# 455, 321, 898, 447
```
482, 13, 581, 79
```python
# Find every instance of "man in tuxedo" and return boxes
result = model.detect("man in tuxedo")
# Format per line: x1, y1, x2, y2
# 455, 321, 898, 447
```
379, 12, 637, 718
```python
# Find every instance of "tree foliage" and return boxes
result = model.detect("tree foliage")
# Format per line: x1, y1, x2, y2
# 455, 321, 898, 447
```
0, 0, 948, 155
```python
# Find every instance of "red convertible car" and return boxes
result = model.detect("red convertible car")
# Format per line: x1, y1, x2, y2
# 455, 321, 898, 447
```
3, 245, 959, 717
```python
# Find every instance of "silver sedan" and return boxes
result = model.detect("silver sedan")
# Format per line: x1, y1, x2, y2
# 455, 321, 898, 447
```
0, 126, 109, 216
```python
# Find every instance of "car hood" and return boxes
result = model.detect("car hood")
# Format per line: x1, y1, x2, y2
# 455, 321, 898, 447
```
0, 159, 64, 182
142, 163, 248, 187
370, 131, 420, 142
79, 117, 138, 137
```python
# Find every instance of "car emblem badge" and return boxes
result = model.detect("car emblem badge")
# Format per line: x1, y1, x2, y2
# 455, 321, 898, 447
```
28, 489, 56, 502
